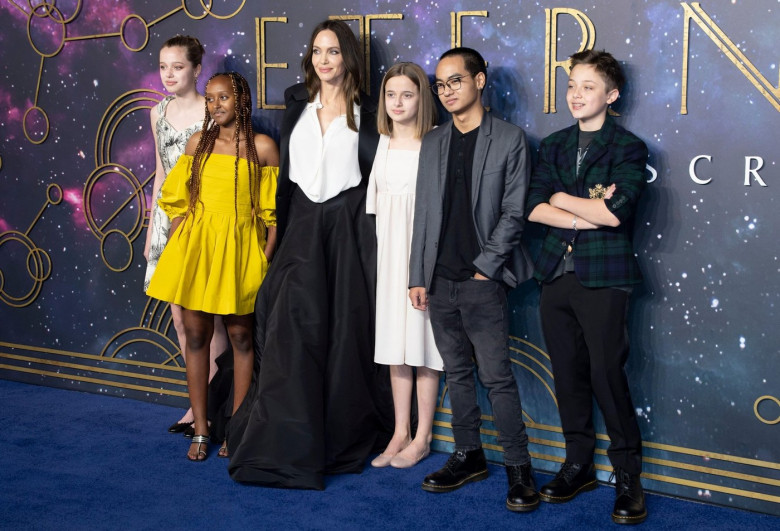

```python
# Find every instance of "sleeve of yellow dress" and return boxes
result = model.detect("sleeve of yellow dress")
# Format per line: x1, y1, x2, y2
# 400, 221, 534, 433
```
157, 155, 192, 220
256, 166, 278, 226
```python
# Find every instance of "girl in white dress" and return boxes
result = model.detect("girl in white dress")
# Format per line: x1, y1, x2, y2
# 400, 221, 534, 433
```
367, 62, 441, 468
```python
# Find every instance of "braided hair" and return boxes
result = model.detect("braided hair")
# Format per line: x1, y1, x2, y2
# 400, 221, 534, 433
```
185, 72, 261, 228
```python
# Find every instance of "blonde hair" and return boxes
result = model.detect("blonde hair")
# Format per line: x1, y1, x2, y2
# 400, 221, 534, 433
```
377, 62, 437, 139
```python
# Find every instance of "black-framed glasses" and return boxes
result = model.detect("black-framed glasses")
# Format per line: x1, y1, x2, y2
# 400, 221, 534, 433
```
431, 75, 473, 95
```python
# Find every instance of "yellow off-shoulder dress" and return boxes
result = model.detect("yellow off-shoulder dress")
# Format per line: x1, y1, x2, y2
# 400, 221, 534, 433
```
146, 153, 277, 315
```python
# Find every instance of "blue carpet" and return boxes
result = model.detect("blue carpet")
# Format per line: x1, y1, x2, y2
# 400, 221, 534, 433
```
1, 379, 777, 530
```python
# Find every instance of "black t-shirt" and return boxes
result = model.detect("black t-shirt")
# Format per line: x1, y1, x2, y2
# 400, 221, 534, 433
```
435, 123, 482, 281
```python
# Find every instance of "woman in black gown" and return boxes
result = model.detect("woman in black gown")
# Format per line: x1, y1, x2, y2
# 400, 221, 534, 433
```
224, 19, 391, 489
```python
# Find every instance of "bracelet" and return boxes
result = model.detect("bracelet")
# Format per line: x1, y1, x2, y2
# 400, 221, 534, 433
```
572, 216, 578, 231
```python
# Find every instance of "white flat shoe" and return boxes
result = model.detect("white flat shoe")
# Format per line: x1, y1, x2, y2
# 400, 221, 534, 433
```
371, 453, 395, 468
390, 446, 430, 469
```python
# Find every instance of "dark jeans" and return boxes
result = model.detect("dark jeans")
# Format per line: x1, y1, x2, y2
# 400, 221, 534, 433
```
428, 275, 531, 465
540, 273, 643, 474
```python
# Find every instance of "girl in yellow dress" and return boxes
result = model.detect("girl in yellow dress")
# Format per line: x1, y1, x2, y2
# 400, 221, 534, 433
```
146, 71, 279, 461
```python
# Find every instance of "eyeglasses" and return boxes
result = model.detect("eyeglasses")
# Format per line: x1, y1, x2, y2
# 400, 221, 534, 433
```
431, 74, 474, 95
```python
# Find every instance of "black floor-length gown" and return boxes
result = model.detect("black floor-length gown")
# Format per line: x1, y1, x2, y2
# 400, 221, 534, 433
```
225, 185, 389, 489
218, 83, 392, 489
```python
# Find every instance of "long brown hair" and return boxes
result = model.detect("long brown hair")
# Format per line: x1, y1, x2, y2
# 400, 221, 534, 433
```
186, 72, 261, 225
301, 19, 363, 131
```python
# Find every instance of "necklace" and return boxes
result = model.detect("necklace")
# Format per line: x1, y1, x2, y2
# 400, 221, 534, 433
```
576, 143, 590, 176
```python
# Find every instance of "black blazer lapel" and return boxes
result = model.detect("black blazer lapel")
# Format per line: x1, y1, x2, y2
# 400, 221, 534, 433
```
276, 83, 309, 243
277, 85, 378, 243
578, 116, 617, 190
358, 94, 379, 185
560, 125, 580, 193
437, 126, 452, 202
471, 112, 493, 204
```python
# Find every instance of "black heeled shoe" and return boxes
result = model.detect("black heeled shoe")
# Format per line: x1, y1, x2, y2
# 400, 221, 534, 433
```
168, 421, 193, 434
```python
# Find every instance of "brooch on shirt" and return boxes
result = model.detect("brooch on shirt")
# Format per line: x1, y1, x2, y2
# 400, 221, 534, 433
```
589, 183, 608, 199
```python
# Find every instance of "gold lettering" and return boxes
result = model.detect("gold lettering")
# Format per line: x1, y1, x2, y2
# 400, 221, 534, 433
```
330, 14, 404, 94
256, 17, 288, 110
680, 2, 779, 114
450, 11, 488, 49
543, 8, 595, 114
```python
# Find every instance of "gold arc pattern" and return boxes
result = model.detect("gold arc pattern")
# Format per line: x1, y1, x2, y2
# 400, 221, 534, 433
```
754, 395, 780, 425
431, 336, 779, 506
16, 0, 246, 145
84, 91, 164, 272
0, 184, 61, 307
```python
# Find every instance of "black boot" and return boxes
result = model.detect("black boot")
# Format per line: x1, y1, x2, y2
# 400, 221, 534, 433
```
539, 461, 597, 503
421, 449, 488, 493
505, 463, 539, 512
611, 467, 647, 524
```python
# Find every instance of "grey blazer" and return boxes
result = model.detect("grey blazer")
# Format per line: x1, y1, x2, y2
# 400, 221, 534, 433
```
409, 111, 534, 290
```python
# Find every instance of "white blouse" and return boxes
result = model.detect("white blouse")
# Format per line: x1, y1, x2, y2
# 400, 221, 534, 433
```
288, 92, 362, 203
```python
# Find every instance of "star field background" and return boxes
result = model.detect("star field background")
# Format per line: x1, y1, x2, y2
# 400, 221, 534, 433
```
0, 0, 777, 514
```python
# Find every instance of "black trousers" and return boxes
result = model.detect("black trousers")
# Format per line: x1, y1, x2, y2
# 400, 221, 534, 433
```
428, 276, 531, 465
540, 273, 643, 474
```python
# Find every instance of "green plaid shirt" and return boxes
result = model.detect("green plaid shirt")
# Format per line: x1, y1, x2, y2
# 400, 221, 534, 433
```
527, 115, 648, 288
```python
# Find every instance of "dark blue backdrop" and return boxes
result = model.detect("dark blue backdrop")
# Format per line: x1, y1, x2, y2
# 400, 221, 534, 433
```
0, 0, 777, 515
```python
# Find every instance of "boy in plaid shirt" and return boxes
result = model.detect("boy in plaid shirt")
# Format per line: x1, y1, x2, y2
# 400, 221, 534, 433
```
527, 49, 648, 525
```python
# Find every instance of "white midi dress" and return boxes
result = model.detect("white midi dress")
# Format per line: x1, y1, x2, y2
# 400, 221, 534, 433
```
367, 135, 443, 370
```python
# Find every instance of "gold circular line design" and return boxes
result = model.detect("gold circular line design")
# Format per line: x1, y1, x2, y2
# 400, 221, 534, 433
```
27, 0, 82, 23
753, 395, 780, 425
512, 360, 558, 406
94, 91, 163, 166
198, 0, 245, 20
26, 246, 51, 282
22, 106, 50, 144
99, 326, 182, 367
46, 183, 63, 205
0, 232, 44, 306
511, 336, 552, 361
182, 0, 212, 20
58, 0, 82, 24
99, 228, 133, 273
83, 163, 143, 237
104, 105, 156, 171
29, 1, 55, 18
27, 3, 66, 58
107, 338, 182, 367
510, 345, 555, 380
86, 91, 163, 273
119, 14, 149, 52
140, 297, 156, 327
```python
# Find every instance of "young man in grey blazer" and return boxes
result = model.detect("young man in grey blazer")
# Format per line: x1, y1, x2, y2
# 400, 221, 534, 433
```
408, 47, 537, 512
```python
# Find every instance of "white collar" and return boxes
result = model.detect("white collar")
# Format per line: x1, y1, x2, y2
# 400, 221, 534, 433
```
306, 92, 359, 116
